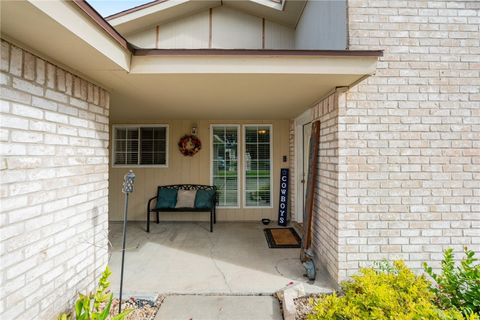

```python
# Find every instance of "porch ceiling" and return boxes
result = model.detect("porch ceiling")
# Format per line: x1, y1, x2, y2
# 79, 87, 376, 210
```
110, 51, 379, 121
109, 72, 362, 121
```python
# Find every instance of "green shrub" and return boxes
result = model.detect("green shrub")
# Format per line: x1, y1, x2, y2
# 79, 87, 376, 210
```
308, 261, 467, 320
423, 247, 480, 317
58, 266, 131, 320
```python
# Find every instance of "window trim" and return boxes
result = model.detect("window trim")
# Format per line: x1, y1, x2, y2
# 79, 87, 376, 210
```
242, 124, 274, 209
112, 124, 169, 168
210, 124, 241, 209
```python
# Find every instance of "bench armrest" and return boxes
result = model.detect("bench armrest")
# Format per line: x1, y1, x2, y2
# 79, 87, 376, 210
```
148, 196, 158, 212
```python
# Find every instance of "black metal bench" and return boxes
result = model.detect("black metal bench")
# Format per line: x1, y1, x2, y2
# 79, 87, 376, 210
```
147, 184, 217, 232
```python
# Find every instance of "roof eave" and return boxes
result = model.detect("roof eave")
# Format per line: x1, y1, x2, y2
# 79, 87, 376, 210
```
133, 48, 384, 57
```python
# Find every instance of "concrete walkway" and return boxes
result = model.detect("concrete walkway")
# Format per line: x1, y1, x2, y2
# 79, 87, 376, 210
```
154, 295, 282, 320
109, 222, 334, 318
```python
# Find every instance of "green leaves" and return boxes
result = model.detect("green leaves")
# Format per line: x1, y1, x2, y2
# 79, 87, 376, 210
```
308, 261, 458, 320
423, 247, 480, 318
57, 266, 132, 320
111, 308, 133, 320
308, 258, 479, 320
57, 313, 71, 320
75, 293, 92, 320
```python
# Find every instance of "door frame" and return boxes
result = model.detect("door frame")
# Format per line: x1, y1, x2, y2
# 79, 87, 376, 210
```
294, 109, 313, 223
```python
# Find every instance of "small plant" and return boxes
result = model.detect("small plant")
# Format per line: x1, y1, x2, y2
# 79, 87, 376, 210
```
308, 261, 466, 320
373, 259, 397, 274
58, 266, 131, 320
423, 247, 480, 317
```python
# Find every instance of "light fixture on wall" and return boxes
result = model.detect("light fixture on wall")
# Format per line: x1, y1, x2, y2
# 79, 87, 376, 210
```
191, 125, 198, 136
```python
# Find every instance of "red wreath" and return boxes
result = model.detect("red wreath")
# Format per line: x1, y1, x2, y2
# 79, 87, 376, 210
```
178, 134, 201, 156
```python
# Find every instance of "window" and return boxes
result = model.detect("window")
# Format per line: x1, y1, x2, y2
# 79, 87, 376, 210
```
211, 125, 239, 207
113, 125, 168, 166
244, 125, 272, 207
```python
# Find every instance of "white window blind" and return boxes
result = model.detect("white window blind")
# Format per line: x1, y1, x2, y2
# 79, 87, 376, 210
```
211, 125, 239, 207
244, 125, 272, 207
113, 125, 168, 166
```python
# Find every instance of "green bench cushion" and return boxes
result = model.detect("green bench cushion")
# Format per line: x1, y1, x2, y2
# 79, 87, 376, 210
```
194, 189, 216, 209
156, 188, 177, 209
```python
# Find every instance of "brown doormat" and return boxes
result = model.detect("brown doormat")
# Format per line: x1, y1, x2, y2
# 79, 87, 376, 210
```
264, 227, 301, 248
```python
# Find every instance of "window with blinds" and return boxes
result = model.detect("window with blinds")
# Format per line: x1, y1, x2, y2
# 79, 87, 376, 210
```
113, 125, 168, 166
211, 125, 239, 207
244, 125, 272, 207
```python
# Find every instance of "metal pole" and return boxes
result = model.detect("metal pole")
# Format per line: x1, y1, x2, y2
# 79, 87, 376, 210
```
119, 192, 129, 314
118, 170, 135, 314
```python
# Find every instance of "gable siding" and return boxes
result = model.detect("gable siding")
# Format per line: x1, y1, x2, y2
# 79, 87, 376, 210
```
157, 10, 210, 49
126, 27, 157, 48
265, 20, 295, 49
125, 7, 295, 49
295, 0, 348, 50
211, 6, 263, 49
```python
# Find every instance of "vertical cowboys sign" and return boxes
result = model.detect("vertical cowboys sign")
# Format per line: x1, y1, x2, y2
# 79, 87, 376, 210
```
278, 168, 289, 226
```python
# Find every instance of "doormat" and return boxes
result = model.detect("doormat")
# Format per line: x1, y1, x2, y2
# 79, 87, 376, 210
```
264, 227, 301, 248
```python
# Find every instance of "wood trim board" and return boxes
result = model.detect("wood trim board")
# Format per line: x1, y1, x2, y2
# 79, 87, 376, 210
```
301, 120, 320, 260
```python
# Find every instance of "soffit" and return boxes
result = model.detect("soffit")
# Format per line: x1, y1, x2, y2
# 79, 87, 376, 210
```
0, 0, 130, 80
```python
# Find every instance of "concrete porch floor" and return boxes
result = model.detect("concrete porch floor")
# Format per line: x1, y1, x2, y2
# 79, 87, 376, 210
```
108, 221, 335, 296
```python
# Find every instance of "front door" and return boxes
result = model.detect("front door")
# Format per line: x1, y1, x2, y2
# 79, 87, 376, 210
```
294, 109, 313, 224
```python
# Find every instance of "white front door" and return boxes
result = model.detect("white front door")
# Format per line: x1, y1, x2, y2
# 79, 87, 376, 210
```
294, 109, 313, 223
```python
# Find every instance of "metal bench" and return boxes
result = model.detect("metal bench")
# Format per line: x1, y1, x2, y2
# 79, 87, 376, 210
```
147, 184, 217, 232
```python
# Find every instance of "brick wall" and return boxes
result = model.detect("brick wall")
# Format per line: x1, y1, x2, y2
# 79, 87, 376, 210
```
307, 89, 347, 281
0, 40, 110, 319
338, 0, 480, 279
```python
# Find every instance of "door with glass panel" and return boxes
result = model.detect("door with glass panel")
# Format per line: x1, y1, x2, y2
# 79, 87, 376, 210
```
211, 125, 239, 208
244, 125, 272, 208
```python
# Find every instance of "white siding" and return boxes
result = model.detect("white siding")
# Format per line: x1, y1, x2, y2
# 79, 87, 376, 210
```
125, 6, 296, 50
265, 20, 294, 49
127, 28, 156, 48
211, 6, 262, 49
295, 0, 347, 50
157, 10, 210, 49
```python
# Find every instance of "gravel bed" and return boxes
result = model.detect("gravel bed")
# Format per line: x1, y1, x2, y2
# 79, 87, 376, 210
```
294, 294, 323, 320
108, 295, 165, 320
276, 293, 324, 320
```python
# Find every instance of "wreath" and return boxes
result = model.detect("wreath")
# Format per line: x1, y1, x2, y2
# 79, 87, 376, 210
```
178, 134, 201, 156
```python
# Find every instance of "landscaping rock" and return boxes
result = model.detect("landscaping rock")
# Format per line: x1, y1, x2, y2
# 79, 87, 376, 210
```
294, 294, 322, 320
276, 283, 306, 320
108, 295, 165, 320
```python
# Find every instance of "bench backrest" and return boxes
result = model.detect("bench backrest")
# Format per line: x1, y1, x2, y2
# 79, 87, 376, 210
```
157, 184, 216, 192
157, 184, 218, 206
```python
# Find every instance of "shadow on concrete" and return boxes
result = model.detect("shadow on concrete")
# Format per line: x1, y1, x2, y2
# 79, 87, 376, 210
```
107, 221, 335, 296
